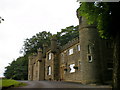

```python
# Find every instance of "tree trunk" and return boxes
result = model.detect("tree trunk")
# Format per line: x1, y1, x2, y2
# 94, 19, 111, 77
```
113, 33, 120, 89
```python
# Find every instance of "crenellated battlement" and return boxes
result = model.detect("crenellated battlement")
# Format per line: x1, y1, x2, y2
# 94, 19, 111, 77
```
60, 37, 79, 52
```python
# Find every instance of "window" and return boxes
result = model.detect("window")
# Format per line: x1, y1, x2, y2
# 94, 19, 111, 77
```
88, 45, 92, 54
88, 55, 92, 62
69, 48, 73, 55
77, 45, 80, 51
48, 66, 51, 75
48, 53, 52, 60
69, 64, 75, 73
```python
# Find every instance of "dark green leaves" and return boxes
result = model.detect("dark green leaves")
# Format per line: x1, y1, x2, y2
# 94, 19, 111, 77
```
21, 31, 52, 54
4, 56, 28, 80
56, 25, 79, 46
77, 2, 120, 39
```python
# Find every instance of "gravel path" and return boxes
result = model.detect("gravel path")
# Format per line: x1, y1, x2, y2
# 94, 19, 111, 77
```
6, 81, 112, 90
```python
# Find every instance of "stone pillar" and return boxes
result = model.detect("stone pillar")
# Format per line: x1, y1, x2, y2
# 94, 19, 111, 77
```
37, 48, 45, 80
53, 53, 60, 81
32, 53, 37, 80
43, 43, 48, 58
38, 48, 42, 62
51, 36, 60, 80
28, 56, 33, 81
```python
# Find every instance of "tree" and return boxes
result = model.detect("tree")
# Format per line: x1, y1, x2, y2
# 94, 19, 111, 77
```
56, 25, 79, 46
21, 27, 79, 54
77, 1, 120, 89
4, 55, 28, 80
21, 31, 52, 54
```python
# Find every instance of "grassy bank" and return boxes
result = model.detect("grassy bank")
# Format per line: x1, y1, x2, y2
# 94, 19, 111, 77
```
0, 79, 27, 88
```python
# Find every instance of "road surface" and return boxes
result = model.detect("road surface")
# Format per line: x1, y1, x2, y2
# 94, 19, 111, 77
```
6, 81, 112, 89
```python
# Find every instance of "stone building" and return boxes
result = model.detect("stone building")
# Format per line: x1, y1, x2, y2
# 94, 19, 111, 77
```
28, 15, 113, 84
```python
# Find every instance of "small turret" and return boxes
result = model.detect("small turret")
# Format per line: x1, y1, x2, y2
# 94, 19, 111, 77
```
37, 48, 42, 62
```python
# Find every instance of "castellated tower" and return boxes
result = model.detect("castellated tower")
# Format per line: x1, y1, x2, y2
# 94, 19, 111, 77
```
78, 15, 103, 84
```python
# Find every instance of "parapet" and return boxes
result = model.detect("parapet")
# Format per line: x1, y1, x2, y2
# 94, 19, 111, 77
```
60, 37, 79, 52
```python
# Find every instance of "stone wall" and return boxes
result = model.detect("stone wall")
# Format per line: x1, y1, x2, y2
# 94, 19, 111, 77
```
59, 43, 81, 82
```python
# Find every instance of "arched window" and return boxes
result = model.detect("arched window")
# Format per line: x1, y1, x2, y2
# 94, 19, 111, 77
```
48, 53, 52, 60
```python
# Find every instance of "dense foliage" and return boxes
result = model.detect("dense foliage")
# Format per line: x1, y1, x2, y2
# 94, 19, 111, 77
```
21, 31, 52, 55
56, 25, 79, 46
4, 55, 28, 80
21, 26, 79, 55
77, 2, 120, 38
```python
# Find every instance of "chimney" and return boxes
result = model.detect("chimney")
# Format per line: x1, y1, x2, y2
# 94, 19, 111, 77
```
43, 43, 48, 58
51, 35, 57, 53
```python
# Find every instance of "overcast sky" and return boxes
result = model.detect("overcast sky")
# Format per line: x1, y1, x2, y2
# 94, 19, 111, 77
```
0, 0, 79, 77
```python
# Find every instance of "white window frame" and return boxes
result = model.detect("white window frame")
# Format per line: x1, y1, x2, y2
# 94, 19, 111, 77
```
48, 53, 52, 60
69, 48, 73, 55
48, 66, 51, 75
77, 45, 80, 51
69, 64, 75, 73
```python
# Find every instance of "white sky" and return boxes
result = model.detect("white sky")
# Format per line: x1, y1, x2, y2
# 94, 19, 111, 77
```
0, 0, 79, 77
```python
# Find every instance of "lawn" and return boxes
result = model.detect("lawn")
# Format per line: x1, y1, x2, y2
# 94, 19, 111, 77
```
0, 79, 27, 88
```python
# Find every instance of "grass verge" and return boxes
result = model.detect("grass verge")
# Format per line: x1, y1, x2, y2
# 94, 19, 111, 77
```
0, 79, 27, 88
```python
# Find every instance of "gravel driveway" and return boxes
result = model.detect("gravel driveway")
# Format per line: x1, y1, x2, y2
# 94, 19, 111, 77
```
6, 81, 112, 90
